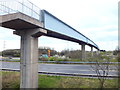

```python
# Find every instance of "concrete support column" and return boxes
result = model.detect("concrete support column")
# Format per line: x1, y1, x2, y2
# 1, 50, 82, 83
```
96, 50, 100, 55
91, 47, 93, 57
20, 30, 38, 88
81, 44, 86, 61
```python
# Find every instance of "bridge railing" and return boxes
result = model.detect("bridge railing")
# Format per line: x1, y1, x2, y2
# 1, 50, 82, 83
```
0, 0, 41, 20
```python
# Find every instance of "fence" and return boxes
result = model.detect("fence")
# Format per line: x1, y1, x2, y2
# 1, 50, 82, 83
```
0, 0, 41, 20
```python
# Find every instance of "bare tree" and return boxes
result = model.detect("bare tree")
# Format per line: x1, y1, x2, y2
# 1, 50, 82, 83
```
88, 54, 110, 89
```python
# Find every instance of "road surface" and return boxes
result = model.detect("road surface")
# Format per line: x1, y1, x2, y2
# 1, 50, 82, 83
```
1, 61, 118, 76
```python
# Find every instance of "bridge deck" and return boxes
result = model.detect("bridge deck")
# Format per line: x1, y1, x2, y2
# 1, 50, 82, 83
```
0, 12, 42, 30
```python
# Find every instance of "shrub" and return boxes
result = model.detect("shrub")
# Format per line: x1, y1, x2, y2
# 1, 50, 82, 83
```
49, 57, 56, 61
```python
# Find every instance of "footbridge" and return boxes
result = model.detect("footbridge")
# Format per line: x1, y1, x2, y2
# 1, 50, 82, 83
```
0, 0, 99, 88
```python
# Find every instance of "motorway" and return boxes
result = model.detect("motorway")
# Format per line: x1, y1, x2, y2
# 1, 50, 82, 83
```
1, 61, 118, 77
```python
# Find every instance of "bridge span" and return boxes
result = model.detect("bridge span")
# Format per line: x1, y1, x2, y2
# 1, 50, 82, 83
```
0, 0, 100, 88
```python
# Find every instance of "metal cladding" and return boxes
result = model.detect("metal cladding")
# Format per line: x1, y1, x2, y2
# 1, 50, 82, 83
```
41, 10, 99, 50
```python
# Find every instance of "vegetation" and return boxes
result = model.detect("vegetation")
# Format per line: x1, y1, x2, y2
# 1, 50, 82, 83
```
113, 46, 120, 55
38, 47, 57, 56
87, 54, 111, 89
2, 71, 118, 88
2, 47, 57, 57
1, 47, 118, 63
60, 50, 81, 59
2, 49, 20, 57
2, 71, 20, 88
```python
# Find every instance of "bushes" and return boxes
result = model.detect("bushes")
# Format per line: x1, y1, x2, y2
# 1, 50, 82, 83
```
49, 57, 56, 61
39, 56, 69, 62
2, 49, 20, 57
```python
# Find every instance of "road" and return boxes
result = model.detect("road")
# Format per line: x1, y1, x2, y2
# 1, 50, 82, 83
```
1, 61, 118, 76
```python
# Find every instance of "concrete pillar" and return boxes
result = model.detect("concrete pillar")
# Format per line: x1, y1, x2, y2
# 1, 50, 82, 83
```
96, 50, 100, 55
81, 44, 86, 61
91, 47, 93, 57
20, 30, 38, 88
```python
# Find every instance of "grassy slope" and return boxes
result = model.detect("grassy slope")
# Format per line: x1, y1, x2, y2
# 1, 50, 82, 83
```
2, 71, 118, 88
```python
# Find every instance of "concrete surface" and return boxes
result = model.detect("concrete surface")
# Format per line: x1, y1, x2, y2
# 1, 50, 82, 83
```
0, 12, 43, 30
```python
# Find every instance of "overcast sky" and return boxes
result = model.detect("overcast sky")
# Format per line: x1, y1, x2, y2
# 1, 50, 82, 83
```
0, 0, 119, 51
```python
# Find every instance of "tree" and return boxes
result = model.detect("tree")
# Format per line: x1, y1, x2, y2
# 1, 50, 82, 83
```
2, 49, 20, 57
113, 46, 120, 56
60, 49, 81, 60
88, 54, 110, 89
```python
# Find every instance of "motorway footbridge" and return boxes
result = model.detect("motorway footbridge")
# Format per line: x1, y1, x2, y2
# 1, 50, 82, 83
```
0, 0, 100, 88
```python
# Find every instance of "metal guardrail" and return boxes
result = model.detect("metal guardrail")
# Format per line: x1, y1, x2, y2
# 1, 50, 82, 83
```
0, 59, 119, 64
0, 0, 41, 20
39, 61, 119, 64
2, 69, 119, 78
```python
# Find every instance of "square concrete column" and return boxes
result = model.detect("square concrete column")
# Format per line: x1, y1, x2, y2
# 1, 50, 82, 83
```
96, 50, 100, 55
20, 30, 38, 88
81, 44, 86, 61
91, 47, 93, 57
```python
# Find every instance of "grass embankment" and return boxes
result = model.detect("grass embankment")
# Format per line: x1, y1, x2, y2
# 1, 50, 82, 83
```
2, 71, 118, 88
2, 71, 20, 88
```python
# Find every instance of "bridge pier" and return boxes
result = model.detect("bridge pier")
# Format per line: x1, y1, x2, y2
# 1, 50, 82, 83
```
81, 44, 86, 61
96, 50, 100, 55
91, 46, 93, 57
15, 30, 39, 88
1, 12, 46, 89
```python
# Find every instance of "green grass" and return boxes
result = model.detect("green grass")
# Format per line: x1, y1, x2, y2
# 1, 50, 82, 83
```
2, 71, 20, 88
38, 75, 61, 88
1, 71, 119, 88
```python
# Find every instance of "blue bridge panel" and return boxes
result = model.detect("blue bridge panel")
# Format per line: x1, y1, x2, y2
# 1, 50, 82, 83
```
42, 10, 99, 49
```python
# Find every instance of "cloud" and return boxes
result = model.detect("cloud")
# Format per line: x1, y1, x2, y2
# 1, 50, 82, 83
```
96, 40, 118, 50
80, 25, 118, 41
80, 25, 118, 50
0, 27, 20, 51
31, 0, 118, 29
0, 39, 20, 51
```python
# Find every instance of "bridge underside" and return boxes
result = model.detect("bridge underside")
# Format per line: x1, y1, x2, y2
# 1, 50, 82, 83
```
46, 29, 94, 47
0, 13, 42, 30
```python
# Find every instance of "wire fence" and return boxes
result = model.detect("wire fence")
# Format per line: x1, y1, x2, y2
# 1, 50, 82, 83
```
0, 0, 41, 20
